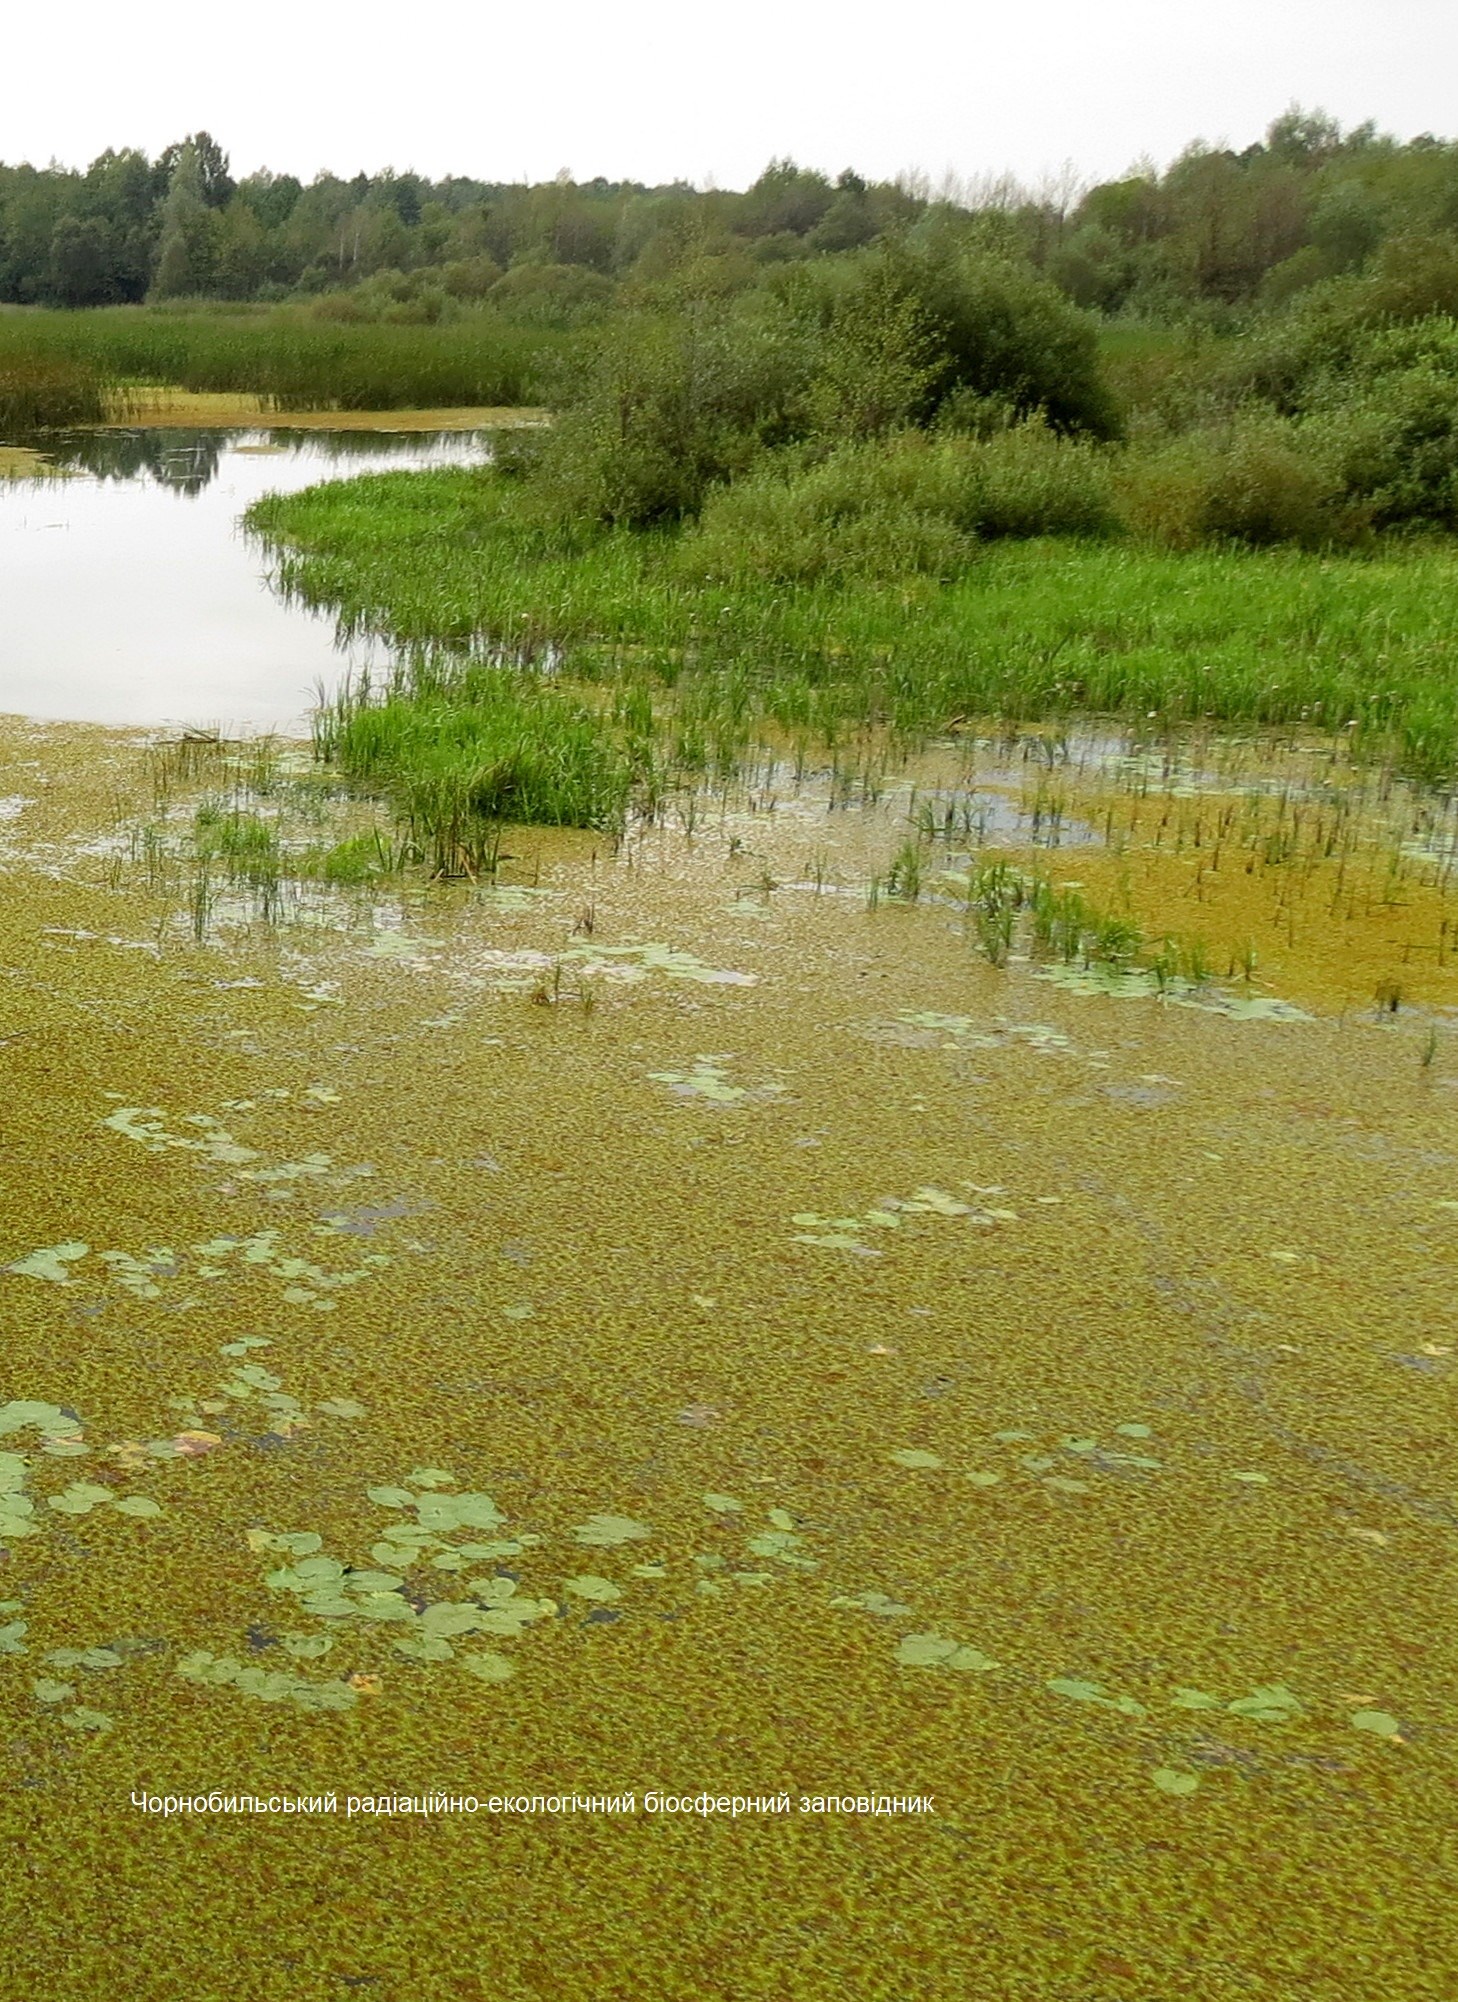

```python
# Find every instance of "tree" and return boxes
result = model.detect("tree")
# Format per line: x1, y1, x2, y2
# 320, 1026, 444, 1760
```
150, 143, 219, 298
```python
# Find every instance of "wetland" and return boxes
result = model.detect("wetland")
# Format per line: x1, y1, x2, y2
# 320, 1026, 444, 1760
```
3, 133, 1458, 1994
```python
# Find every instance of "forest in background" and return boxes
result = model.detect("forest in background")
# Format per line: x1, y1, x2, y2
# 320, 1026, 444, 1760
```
2, 110, 1458, 325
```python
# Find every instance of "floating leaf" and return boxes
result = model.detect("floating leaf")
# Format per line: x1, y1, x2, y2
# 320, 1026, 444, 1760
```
394, 1633, 455, 1663
767, 1508, 797, 1532
1151, 1768, 1200, 1796
1230, 1471, 1270, 1485
1350, 1709, 1402, 1739
702, 1493, 742, 1514
896, 1633, 960, 1667
416, 1492, 504, 1533
573, 1514, 650, 1547
830, 1591, 913, 1618
62, 1708, 112, 1733
1227, 1683, 1302, 1723
1115, 1423, 1153, 1439
366, 1486, 415, 1509
112, 1496, 162, 1519
32, 1678, 74, 1705
1169, 1687, 1220, 1710
564, 1575, 623, 1603
419, 1601, 493, 1640
889, 1449, 942, 1471
945, 1647, 1000, 1674
1048, 1677, 1105, 1703
315, 1399, 367, 1420
1043, 1477, 1090, 1495
460, 1650, 516, 1684
283, 1634, 333, 1660
407, 1467, 456, 1490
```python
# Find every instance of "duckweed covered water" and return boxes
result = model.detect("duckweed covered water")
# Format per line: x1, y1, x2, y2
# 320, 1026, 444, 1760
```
0, 715, 1455, 1998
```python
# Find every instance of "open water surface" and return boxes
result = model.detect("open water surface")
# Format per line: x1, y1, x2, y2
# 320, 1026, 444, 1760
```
0, 428, 487, 731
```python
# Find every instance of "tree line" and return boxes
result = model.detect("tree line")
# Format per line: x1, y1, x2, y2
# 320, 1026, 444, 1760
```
2, 110, 1456, 323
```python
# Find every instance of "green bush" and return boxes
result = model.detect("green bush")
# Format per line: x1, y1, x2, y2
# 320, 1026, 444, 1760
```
678, 425, 1116, 584
1302, 321, 1458, 529
1117, 413, 1360, 549
528, 301, 808, 525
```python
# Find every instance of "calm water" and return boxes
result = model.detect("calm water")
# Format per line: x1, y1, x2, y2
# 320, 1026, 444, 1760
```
0, 427, 489, 733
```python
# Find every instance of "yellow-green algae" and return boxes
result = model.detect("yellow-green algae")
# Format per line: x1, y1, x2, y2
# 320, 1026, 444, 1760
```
0, 717, 1455, 1998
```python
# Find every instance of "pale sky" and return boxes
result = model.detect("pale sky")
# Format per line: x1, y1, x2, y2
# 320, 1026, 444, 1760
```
10, 0, 1455, 192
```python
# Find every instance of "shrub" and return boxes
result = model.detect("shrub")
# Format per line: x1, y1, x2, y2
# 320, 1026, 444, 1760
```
1117, 414, 1360, 549
678, 424, 1116, 584
1302, 321, 1458, 530
528, 301, 808, 525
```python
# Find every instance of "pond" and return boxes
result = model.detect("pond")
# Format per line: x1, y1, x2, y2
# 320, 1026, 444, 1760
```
0, 426, 489, 731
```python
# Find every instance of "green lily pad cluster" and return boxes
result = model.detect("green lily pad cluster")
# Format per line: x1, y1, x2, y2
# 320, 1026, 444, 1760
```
790, 1184, 1004, 1253
7, 1224, 391, 1313
177, 1650, 358, 1712
648, 1056, 783, 1105
745, 1508, 816, 1571
570, 942, 756, 988
896, 1633, 1000, 1673
1033, 960, 1312, 1022
895, 1012, 1074, 1056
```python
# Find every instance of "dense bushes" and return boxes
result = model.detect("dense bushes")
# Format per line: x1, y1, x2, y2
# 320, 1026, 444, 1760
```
1115, 414, 1360, 549
679, 425, 1117, 583
527, 250, 1117, 528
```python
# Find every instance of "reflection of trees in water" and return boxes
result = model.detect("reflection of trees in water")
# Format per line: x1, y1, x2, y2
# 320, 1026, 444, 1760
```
267, 427, 489, 462
41, 426, 489, 493
45, 429, 225, 493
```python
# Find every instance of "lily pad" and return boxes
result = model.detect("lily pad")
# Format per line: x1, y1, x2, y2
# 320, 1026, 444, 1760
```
112, 1496, 162, 1519
1151, 1768, 1200, 1796
830, 1591, 913, 1618
62, 1707, 112, 1733
394, 1633, 455, 1663
702, 1493, 742, 1514
573, 1513, 650, 1547
32, 1678, 75, 1704
419, 1601, 492, 1639
1169, 1687, 1221, 1710
460, 1650, 516, 1684
565, 1575, 623, 1603
889, 1449, 943, 1471
1227, 1683, 1302, 1723
1350, 1709, 1402, 1738
895, 1633, 960, 1667
283, 1634, 333, 1659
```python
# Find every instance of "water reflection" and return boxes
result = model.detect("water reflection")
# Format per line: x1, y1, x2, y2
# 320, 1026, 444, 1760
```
40, 424, 467, 493
0, 427, 489, 730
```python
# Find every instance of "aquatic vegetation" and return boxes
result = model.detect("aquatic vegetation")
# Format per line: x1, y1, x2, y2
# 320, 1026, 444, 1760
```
0, 711, 1453, 1995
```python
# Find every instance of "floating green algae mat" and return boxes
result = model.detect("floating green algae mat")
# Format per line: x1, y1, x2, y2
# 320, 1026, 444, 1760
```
0, 718, 1455, 1998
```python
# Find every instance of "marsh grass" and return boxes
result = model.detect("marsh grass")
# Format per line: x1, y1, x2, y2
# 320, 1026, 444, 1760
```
253, 469, 1458, 786
0, 309, 560, 417
0, 353, 111, 435
313, 667, 633, 874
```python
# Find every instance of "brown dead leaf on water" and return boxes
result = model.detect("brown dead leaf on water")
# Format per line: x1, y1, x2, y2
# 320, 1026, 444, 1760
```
173, 1431, 223, 1458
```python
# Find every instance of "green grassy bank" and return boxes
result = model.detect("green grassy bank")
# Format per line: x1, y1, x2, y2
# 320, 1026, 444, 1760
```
253, 464, 1458, 790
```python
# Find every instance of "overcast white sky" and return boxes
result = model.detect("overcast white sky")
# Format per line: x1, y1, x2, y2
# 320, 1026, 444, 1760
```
10, 0, 1455, 191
